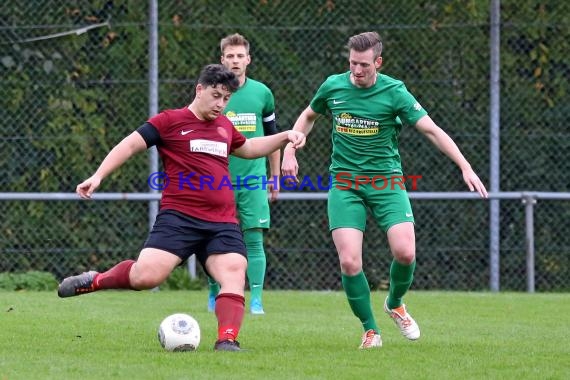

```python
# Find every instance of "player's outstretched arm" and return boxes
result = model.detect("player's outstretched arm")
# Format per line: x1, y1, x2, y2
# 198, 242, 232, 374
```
233, 130, 305, 160
415, 115, 488, 198
76, 131, 148, 199
282, 106, 320, 182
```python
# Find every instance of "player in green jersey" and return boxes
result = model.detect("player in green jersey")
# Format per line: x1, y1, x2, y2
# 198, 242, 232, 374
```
282, 32, 488, 349
207, 33, 280, 315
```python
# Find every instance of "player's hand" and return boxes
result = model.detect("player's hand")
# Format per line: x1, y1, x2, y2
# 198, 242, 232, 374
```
287, 131, 306, 149
281, 148, 299, 184
76, 175, 102, 199
267, 177, 279, 202
462, 168, 488, 198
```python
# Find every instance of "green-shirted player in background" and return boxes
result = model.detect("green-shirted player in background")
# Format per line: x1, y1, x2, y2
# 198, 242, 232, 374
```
282, 32, 488, 348
207, 33, 280, 315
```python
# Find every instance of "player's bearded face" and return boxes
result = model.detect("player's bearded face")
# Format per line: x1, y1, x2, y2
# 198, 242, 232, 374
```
221, 45, 250, 79
196, 84, 232, 121
349, 49, 381, 88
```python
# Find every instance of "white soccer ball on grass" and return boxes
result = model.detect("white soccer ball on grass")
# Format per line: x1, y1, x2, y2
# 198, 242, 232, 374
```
157, 313, 201, 351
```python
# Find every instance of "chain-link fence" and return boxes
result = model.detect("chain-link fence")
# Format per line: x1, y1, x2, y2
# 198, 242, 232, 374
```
1, 0, 569, 291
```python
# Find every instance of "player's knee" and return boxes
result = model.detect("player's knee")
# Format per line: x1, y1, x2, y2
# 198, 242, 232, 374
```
129, 267, 166, 289
338, 255, 362, 275
217, 270, 246, 293
393, 250, 415, 265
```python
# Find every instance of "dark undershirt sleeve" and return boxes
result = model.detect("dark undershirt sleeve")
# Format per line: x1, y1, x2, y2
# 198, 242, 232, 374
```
136, 122, 162, 147
262, 118, 278, 136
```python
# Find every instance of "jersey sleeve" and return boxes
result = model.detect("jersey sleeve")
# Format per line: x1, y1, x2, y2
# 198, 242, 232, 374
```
147, 111, 171, 134
262, 87, 276, 117
136, 122, 161, 147
262, 87, 278, 135
309, 77, 333, 115
394, 85, 428, 125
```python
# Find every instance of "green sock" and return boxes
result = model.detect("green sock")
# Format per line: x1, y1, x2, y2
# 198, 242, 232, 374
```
387, 259, 416, 309
244, 229, 265, 302
341, 271, 379, 333
207, 276, 219, 298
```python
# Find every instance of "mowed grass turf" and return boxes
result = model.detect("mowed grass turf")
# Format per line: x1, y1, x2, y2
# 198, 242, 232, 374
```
1, 290, 568, 380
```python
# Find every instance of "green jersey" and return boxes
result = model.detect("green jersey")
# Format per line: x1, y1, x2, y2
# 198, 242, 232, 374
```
226, 77, 275, 184
310, 71, 428, 175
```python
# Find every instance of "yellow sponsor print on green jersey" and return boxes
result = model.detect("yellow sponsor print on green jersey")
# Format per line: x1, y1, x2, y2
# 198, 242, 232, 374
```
226, 111, 257, 132
335, 112, 379, 136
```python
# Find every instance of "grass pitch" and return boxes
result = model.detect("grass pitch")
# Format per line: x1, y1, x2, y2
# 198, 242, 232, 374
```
1, 290, 568, 380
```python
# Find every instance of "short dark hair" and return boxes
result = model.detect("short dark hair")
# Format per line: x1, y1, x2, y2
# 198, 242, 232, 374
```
196, 64, 239, 93
347, 32, 383, 58
220, 33, 250, 55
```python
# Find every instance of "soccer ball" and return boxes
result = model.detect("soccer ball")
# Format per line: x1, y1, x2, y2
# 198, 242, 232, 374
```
157, 313, 201, 352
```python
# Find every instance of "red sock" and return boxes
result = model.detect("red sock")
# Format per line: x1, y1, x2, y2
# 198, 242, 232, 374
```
215, 293, 245, 341
93, 260, 136, 290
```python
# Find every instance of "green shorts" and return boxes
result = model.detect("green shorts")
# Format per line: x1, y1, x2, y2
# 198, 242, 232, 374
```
234, 186, 270, 230
328, 178, 414, 232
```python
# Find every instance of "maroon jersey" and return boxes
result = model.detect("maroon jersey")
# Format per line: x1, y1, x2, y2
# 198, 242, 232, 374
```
148, 107, 246, 223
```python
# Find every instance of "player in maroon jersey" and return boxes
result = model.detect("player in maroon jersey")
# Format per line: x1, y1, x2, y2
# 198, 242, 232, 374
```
57, 64, 305, 352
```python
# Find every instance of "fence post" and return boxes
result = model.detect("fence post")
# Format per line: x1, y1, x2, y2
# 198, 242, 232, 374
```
148, 0, 161, 291
148, 0, 159, 230
522, 194, 536, 293
489, 0, 502, 292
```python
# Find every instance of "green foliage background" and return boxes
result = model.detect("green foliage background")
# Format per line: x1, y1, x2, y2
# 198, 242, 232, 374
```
1, 1, 568, 290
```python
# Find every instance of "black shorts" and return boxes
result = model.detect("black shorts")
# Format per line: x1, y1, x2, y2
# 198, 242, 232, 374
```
143, 209, 247, 271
